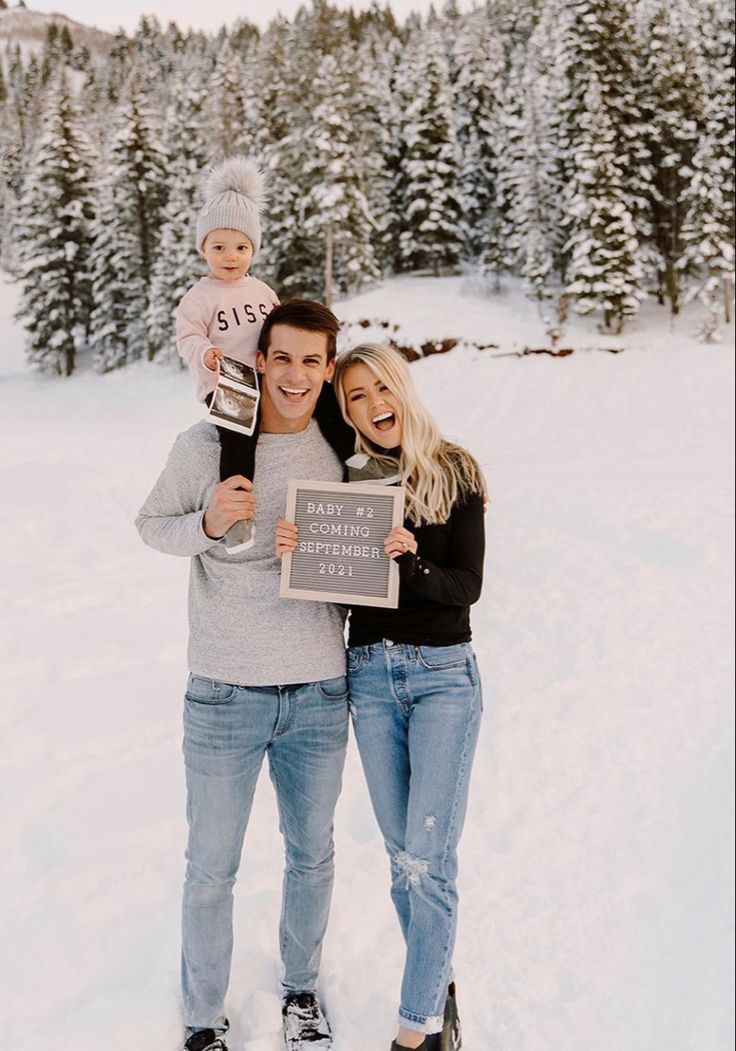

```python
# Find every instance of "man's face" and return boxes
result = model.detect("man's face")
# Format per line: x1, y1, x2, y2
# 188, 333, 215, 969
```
256, 324, 334, 433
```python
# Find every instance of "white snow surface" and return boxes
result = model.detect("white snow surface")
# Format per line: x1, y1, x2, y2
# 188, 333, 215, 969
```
1, 275, 734, 1051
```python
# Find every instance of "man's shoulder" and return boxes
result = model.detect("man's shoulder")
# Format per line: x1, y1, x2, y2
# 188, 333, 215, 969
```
171, 421, 219, 462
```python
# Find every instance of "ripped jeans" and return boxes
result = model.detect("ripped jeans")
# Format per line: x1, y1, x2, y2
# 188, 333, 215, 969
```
347, 641, 482, 1035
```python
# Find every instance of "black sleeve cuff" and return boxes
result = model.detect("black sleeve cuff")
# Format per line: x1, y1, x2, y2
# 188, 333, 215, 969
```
397, 550, 432, 580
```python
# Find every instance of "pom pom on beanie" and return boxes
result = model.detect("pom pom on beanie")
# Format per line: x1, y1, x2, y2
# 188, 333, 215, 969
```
196, 157, 265, 255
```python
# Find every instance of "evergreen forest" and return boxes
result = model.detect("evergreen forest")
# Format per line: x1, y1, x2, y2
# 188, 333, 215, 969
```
0, 0, 733, 375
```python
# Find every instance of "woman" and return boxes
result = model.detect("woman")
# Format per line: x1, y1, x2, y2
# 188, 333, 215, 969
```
277, 343, 486, 1051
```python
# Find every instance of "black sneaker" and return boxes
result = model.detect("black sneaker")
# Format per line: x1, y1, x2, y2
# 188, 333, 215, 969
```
184, 1029, 229, 1051
390, 1037, 441, 1050
439, 982, 462, 1051
282, 992, 332, 1049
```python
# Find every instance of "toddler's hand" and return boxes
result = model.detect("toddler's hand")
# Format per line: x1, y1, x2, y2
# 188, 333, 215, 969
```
204, 347, 224, 371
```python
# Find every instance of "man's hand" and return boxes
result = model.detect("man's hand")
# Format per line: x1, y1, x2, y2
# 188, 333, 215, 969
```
203, 476, 254, 539
275, 519, 298, 559
204, 347, 224, 371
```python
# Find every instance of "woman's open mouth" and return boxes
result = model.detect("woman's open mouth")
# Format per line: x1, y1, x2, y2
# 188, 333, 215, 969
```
372, 411, 396, 432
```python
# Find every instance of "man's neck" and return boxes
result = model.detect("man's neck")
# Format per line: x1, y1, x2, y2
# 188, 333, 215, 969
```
259, 403, 313, 435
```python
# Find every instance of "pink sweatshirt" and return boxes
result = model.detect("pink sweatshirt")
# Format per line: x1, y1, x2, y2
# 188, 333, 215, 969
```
176, 275, 280, 401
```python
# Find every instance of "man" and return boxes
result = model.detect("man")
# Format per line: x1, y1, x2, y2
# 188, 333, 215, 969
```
136, 301, 349, 1051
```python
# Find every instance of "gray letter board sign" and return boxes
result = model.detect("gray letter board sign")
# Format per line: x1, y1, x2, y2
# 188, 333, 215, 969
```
280, 480, 405, 607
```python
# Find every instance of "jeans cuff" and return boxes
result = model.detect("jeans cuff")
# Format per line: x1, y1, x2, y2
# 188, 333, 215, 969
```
282, 982, 318, 997
185, 1017, 229, 1038
398, 1009, 444, 1035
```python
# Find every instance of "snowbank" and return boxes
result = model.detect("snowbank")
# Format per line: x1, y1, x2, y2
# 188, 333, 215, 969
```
1, 276, 733, 1050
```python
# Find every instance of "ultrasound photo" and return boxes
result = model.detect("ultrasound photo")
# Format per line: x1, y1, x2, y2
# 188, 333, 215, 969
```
219, 356, 258, 389
207, 379, 258, 434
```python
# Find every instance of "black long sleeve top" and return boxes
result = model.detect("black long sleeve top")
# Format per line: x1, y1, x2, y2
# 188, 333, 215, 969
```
347, 488, 485, 647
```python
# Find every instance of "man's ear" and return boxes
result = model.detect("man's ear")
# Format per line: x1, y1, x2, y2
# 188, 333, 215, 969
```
256, 350, 266, 373
325, 359, 335, 382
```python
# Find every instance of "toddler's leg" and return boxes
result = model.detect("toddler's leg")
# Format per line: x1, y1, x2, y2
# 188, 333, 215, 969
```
217, 422, 259, 483
217, 422, 259, 551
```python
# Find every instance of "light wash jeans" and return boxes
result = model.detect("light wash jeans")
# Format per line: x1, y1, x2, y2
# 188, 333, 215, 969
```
347, 640, 482, 1035
181, 672, 349, 1037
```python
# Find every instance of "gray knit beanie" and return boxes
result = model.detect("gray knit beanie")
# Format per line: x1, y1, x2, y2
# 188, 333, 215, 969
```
196, 157, 265, 256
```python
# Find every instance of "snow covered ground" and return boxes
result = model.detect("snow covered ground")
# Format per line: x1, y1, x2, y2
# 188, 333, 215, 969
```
1, 274, 734, 1051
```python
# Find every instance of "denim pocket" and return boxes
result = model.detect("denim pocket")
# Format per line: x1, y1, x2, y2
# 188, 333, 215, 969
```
468, 651, 481, 692
416, 644, 470, 671
185, 674, 237, 705
347, 647, 368, 674
317, 674, 349, 700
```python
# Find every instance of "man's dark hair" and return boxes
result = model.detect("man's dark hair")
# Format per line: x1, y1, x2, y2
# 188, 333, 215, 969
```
258, 299, 340, 362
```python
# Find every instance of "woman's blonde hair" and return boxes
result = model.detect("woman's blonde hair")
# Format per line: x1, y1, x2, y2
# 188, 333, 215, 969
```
333, 343, 487, 526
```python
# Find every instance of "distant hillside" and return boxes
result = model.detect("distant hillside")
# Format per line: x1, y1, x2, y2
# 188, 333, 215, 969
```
0, 5, 114, 60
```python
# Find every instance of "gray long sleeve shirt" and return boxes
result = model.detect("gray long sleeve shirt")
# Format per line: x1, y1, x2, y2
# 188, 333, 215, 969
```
135, 419, 346, 686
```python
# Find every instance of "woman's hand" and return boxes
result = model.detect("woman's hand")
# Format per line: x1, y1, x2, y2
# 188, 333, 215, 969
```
275, 519, 298, 559
384, 526, 417, 559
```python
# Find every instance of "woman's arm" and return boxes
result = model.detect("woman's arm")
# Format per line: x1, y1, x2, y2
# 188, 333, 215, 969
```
397, 490, 485, 606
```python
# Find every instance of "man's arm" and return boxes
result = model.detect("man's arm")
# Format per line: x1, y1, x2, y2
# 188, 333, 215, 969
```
135, 433, 256, 557
135, 433, 222, 557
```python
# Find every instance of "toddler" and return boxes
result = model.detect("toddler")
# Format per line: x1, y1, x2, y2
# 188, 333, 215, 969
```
176, 158, 355, 549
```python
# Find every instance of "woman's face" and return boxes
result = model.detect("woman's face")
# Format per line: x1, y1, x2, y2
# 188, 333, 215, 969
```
341, 362, 403, 449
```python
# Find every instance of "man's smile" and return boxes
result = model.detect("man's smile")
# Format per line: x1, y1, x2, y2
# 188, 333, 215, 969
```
279, 385, 310, 400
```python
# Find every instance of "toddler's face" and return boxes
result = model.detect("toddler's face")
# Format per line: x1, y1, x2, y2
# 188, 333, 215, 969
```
203, 228, 254, 282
